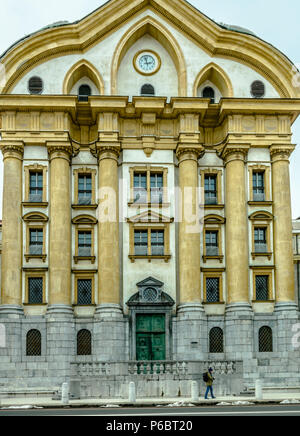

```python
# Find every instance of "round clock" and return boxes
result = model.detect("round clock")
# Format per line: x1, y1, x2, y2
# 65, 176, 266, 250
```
133, 50, 161, 76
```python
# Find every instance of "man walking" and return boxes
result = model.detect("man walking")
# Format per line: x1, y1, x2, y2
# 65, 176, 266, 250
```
204, 367, 216, 399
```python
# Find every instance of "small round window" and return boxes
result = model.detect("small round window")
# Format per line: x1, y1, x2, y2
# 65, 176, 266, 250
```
251, 80, 265, 98
28, 76, 43, 95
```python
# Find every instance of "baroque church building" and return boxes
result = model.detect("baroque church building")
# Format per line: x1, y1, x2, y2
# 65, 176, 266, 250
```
0, 0, 300, 396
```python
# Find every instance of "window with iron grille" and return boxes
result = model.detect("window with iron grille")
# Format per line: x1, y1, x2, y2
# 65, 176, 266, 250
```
133, 172, 147, 203
206, 278, 220, 303
204, 175, 217, 205
77, 329, 92, 356
259, 326, 273, 352
251, 80, 265, 99
77, 279, 92, 305
205, 231, 219, 256
78, 231, 92, 257
209, 327, 224, 353
151, 230, 164, 256
29, 171, 43, 203
134, 230, 148, 256
78, 174, 92, 205
150, 173, 163, 204
253, 171, 265, 201
28, 277, 43, 304
202, 86, 215, 104
255, 275, 269, 301
254, 227, 267, 253
29, 229, 43, 255
78, 84, 91, 102
26, 329, 42, 356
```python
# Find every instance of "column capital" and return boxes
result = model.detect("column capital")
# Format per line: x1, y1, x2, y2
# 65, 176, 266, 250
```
270, 144, 295, 162
95, 142, 121, 161
47, 141, 72, 162
220, 143, 250, 164
176, 145, 204, 163
0, 141, 24, 160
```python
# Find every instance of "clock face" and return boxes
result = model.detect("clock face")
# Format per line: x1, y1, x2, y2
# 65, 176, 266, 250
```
139, 55, 156, 73
134, 51, 161, 75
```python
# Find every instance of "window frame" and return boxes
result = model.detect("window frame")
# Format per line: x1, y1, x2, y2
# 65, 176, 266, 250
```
200, 169, 223, 208
24, 165, 48, 206
248, 165, 271, 204
74, 273, 95, 306
202, 215, 225, 263
73, 167, 97, 209
129, 166, 169, 207
25, 272, 46, 305
202, 270, 224, 304
252, 269, 274, 302
23, 213, 48, 263
250, 211, 273, 260
72, 215, 97, 265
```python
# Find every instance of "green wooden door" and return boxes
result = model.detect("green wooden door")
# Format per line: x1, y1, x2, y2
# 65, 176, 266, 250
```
136, 314, 166, 361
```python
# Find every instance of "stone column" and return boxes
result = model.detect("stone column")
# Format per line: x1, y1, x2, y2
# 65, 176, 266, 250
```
47, 143, 72, 316
222, 145, 251, 313
0, 142, 24, 317
270, 144, 297, 312
175, 145, 206, 360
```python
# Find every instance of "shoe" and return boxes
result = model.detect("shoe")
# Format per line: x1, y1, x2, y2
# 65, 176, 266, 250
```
212, 396, 216, 399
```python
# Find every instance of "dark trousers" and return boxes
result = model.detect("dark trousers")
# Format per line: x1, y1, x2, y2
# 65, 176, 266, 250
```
205, 385, 215, 399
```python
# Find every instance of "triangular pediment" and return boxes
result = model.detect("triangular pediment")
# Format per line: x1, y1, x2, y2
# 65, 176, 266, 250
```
127, 210, 173, 224
136, 276, 164, 288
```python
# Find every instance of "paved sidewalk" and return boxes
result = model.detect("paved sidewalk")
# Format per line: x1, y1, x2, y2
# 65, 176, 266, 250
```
1, 392, 300, 409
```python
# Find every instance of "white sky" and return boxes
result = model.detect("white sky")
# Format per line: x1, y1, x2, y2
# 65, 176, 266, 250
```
0, 0, 299, 218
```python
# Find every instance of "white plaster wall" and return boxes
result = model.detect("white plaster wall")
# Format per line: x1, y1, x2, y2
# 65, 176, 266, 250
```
11, 9, 279, 98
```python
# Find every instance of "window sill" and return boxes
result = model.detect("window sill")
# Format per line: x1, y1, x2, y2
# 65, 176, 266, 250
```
74, 256, 96, 264
251, 252, 272, 260
202, 255, 224, 263
248, 201, 273, 206
22, 202, 48, 208
204, 204, 224, 210
23, 303, 47, 306
129, 254, 171, 263
252, 300, 275, 303
203, 301, 225, 305
25, 254, 47, 263
72, 204, 98, 210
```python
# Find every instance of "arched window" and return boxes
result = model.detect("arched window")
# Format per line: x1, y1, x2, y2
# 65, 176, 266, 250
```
26, 329, 41, 356
259, 326, 273, 352
209, 327, 224, 353
202, 86, 215, 103
77, 329, 92, 356
28, 76, 43, 95
251, 80, 265, 98
78, 84, 92, 102
141, 84, 155, 96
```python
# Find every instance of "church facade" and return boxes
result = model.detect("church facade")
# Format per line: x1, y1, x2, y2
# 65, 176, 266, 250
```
0, 0, 300, 395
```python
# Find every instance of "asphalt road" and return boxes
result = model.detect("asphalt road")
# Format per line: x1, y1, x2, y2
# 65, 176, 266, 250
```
1, 404, 300, 418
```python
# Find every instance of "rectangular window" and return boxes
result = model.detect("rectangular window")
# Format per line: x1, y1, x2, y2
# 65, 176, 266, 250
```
134, 230, 148, 256
77, 279, 92, 305
150, 173, 163, 204
204, 175, 217, 205
151, 230, 164, 256
78, 231, 92, 257
253, 171, 265, 202
255, 275, 269, 301
28, 277, 43, 304
29, 229, 43, 255
206, 278, 220, 303
133, 172, 147, 203
205, 231, 219, 256
29, 172, 43, 203
254, 227, 267, 253
78, 174, 92, 205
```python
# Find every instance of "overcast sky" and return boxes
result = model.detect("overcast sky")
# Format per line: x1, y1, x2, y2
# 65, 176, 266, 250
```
0, 0, 299, 218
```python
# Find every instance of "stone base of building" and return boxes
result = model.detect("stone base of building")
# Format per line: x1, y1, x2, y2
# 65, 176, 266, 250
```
0, 307, 299, 396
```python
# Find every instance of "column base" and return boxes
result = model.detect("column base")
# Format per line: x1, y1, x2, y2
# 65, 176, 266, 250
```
177, 303, 205, 320
225, 302, 253, 318
46, 304, 74, 319
94, 303, 123, 320
0, 305, 24, 319
274, 301, 299, 316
